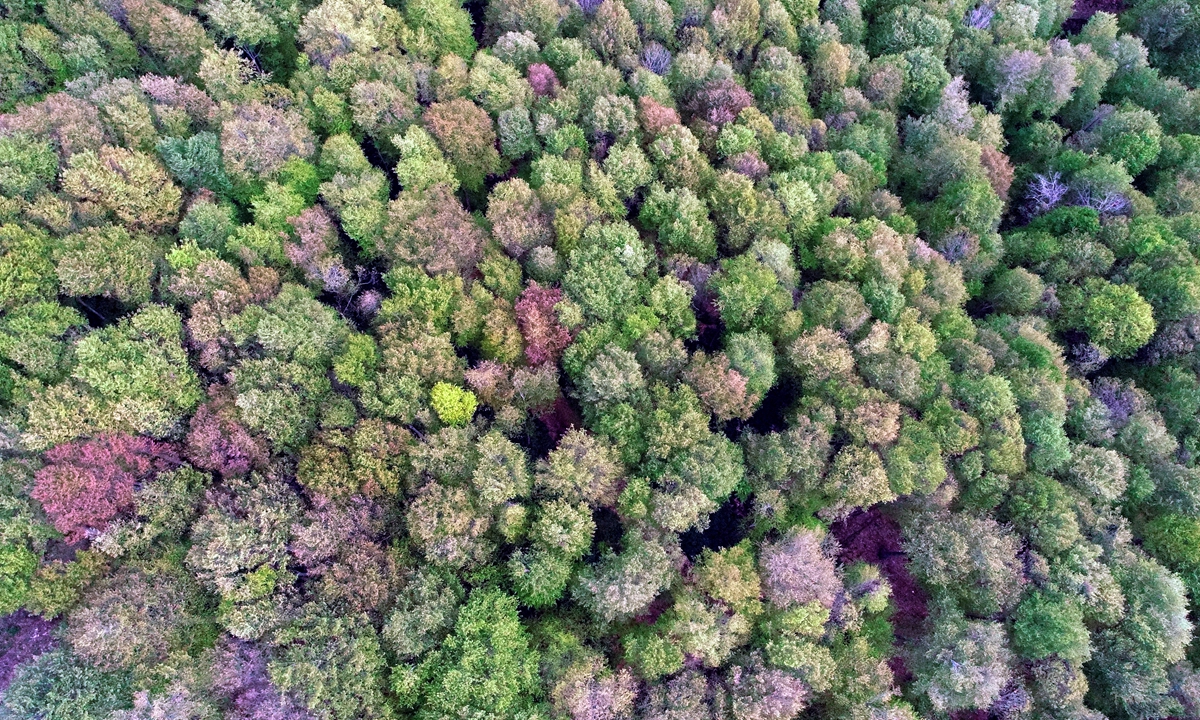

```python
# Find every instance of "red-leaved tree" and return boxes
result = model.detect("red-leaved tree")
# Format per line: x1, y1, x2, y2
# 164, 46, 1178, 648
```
185, 396, 269, 479
515, 283, 572, 366
32, 434, 181, 542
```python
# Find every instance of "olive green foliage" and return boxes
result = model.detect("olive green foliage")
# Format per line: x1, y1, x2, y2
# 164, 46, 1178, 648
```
1, 0, 1200, 718
23, 305, 203, 449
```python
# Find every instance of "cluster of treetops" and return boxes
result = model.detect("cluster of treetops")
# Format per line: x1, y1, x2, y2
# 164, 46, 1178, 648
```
4, 0, 1200, 716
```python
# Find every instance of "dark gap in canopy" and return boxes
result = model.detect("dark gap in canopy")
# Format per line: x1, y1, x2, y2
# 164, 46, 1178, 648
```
465, 0, 488, 44
680, 495, 752, 559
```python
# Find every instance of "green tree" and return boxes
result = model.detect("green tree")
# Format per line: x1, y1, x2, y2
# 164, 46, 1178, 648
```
0, 223, 56, 309
1012, 590, 1090, 664
908, 605, 1013, 715
61, 145, 183, 234
0, 648, 133, 720
23, 306, 203, 450
271, 608, 395, 720
403, 0, 477, 60
1058, 278, 1156, 359
417, 589, 543, 718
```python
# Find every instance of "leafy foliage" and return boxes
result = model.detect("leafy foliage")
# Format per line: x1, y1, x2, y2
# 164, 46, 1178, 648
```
2, 0, 1200, 718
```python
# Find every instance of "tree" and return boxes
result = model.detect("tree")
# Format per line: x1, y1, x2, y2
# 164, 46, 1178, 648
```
406, 477, 493, 568
298, 0, 404, 66
24, 305, 203, 449
158, 132, 231, 195
242, 284, 351, 368
106, 687, 220, 720
1057, 278, 1156, 359
1063, 443, 1127, 502
185, 396, 269, 479
1141, 513, 1200, 604
319, 136, 390, 252
1089, 556, 1193, 720
724, 654, 811, 720
429, 383, 478, 426
908, 606, 1014, 715
560, 222, 652, 325
32, 434, 180, 543
94, 466, 210, 557
0, 543, 37, 615
55, 225, 158, 305
683, 351, 758, 421
1004, 473, 1082, 558
639, 183, 716, 261
383, 566, 464, 664
221, 103, 316, 185
710, 254, 792, 334
638, 670, 719, 719
66, 563, 209, 675
210, 637, 313, 720
469, 52, 531, 117
1011, 590, 1090, 663
759, 529, 841, 610
0, 223, 56, 310
62, 145, 182, 233
0, 134, 56, 198
296, 420, 411, 499
536, 429, 624, 507
903, 511, 1024, 616
231, 357, 334, 451
515, 283, 572, 366
403, 0, 477, 59
417, 589, 543, 718
394, 126, 460, 194
868, 4, 951, 56
186, 474, 302, 640
0, 301, 86, 383
1098, 104, 1163, 176
270, 608, 394, 720
575, 534, 677, 623
824, 445, 895, 516
578, 345, 646, 406
422, 98, 503, 192
122, 0, 210, 77
548, 653, 639, 720
986, 267, 1045, 314
0, 648, 133, 720
286, 206, 353, 295
488, 179, 554, 259
382, 184, 487, 276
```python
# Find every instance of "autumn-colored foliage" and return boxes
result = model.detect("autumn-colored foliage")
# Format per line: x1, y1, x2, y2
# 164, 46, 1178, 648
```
32, 435, 181, 542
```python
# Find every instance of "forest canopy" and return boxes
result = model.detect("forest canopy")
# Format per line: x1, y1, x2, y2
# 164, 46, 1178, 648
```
2, 0, 1200, 717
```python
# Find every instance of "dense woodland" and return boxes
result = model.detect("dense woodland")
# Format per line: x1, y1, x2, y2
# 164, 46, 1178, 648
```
2, 0, 1200, 716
